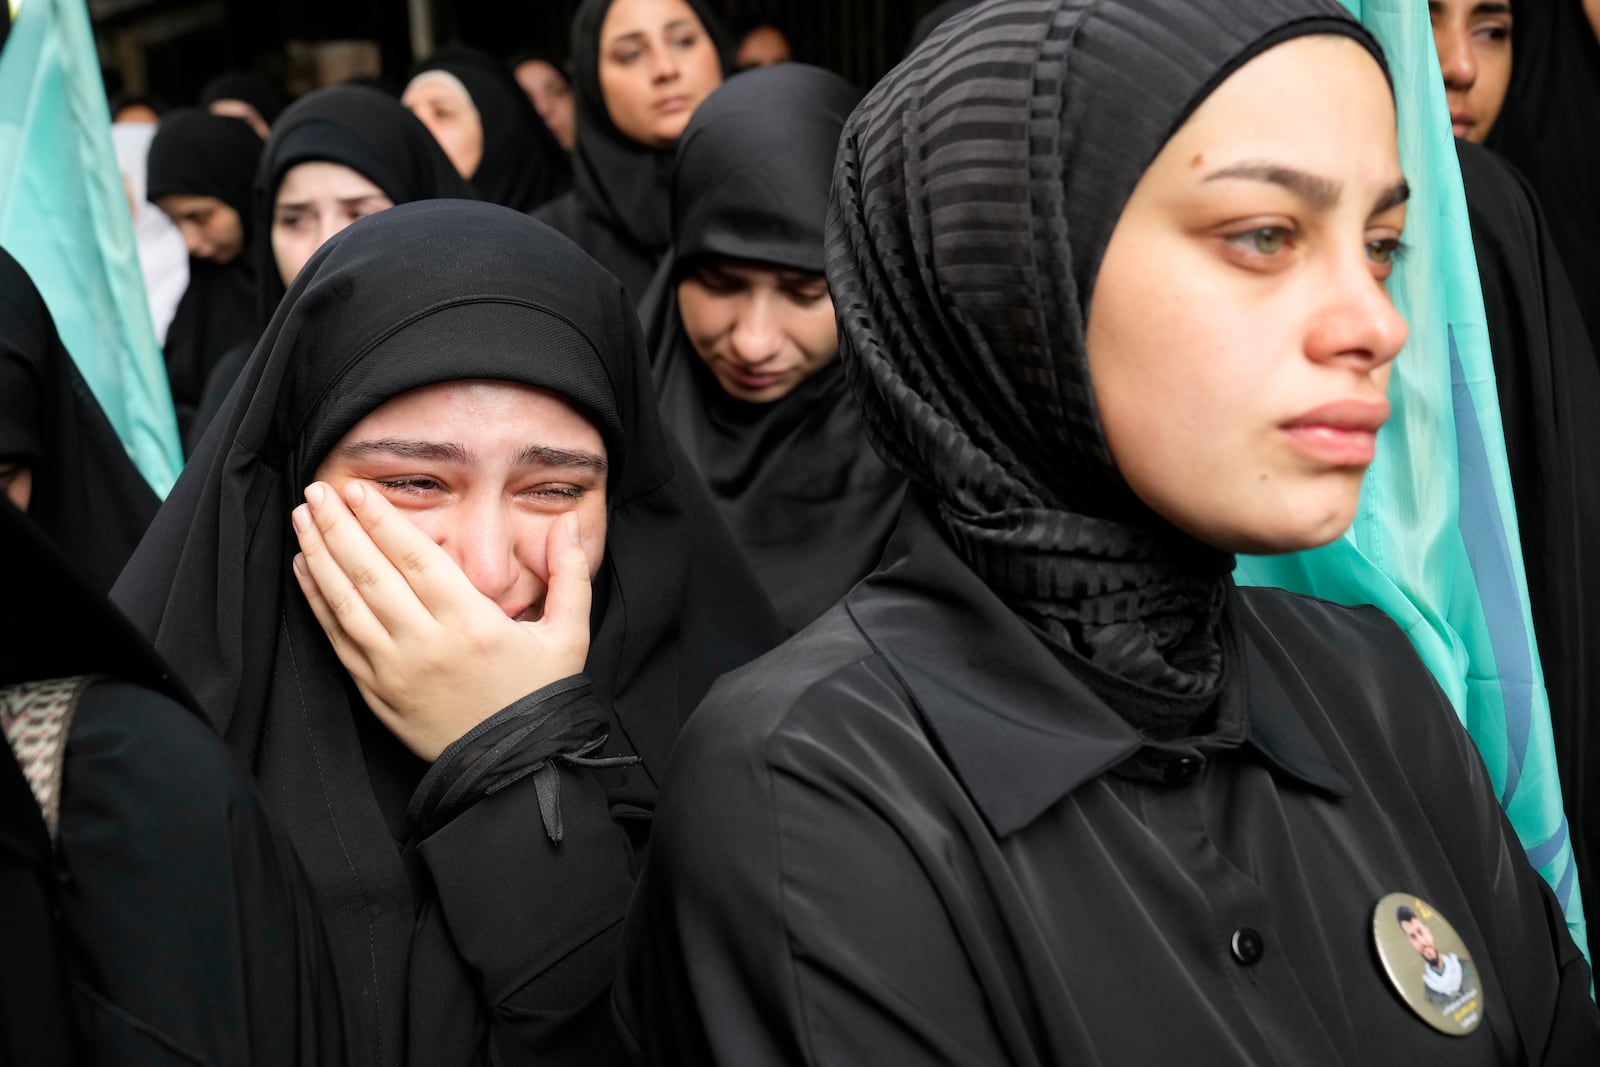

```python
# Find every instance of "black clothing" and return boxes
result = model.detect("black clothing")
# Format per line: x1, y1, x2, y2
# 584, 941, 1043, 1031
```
112, 200, 783, 1067
411, 48, 569, 214
616, 496, 1600, 1065
535, 0, 729, 305
1458, 138, 1600, 919
200, 72, 288, 127
827, 0, 1384, 715
253, 85, 477, 325
648, 65, 902, 631
1487, 0, 1600, 348
147, 110, 263, 437
905, 0, 981, 53
0, 500, 356, 1065
0, 248, 157, 596
187, 85, 479, 451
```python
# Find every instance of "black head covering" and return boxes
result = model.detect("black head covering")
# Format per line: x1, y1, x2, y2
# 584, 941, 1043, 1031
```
147, 109, 263, 430
199, 72, 289, 127
1487, 0, 1600, 350
567, 0, 730, 257
254, 85, 477, 319
827, 0, 1388, 712
648, 64, 902, 631
409, 47, 570, 213
906, 0, 982, 54
111, 199, 782, 1062
0, 248, 159, 596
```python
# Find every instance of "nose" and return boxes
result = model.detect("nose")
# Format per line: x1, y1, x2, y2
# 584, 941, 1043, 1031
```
180, 223, 207, 258
439, 495, 522, 609
728, 293, 782, 366
1304, 250, 1409, 372
653, 45, 681, 83
1436, 28, 1478, 90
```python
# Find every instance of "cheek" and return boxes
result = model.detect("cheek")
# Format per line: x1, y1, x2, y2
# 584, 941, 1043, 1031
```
791, 303, 840, 365
600, 68, 648, 130
678, 288, 735, 354
684, 45, 723, 94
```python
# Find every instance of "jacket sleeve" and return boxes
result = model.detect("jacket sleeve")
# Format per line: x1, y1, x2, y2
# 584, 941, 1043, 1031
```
412, 677, 637, 1066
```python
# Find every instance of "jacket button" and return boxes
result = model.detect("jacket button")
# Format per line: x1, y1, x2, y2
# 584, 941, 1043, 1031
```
1231, 927, 1264, 966
1163, 757, 1201, 785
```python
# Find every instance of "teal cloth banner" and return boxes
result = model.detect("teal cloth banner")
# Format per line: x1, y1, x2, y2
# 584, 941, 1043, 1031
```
1239, 0, 1586, 957
0, 0, 181, 494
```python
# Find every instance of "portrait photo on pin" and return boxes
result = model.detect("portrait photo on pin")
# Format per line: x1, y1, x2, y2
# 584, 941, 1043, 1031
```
1371, 892, 1484, 1036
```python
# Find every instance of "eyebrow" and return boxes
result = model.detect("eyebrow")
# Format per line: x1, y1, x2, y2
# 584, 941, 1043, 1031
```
1203, 162, 1409, 214
276, 195, 389, 212
339, 438, 607, 474
608, 19, 694, 45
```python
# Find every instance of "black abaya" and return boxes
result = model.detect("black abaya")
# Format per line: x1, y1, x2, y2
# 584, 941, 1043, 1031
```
147, 110, 263, 437
647, 65, 903, 632
410, 48, 569, 214
535, 0, 730, 305
112, 200, 783, 1066
1458, 137, 1600, 920
1486, 0, 1600, 348
0, 248, 157, 595
0, 498, 357, 1065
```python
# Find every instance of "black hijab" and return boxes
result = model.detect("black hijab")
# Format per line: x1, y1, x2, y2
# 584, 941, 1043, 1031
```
111, 199, 782, 1063
1458, 137, 1600, 922
541, 0, 729, 302
0, 248, 158, 596
410, 47, 570, 214
147, 109, 263, 432
906, 0, 982, 53
647, 65, 902, 632
828, 0, 1387, 718
200, 72, 289, 127
1487, 0, 1600, 348
254, 84, 477, 319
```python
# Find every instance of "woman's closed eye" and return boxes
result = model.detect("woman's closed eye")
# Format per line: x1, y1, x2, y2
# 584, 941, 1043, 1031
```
377, 476, 445, 497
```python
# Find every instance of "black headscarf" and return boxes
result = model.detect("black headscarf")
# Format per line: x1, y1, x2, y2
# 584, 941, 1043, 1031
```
199, 72, 289, 127
111, 199, 782, 1063
647, 65, 902, 632
254, 84, 477, 320
410, 47, 570, 214
827, 0, 1387, 717
1458, 137, 1600, 922
540, 0, 729, 302
1487, 0, 1600, 348
147, 109, 263, 433
0, 248, 158, 596
906, 0, 982, 54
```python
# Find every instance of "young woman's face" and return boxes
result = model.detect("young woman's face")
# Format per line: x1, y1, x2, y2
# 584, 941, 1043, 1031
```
676, 259, 837, 403
402, 76, 485, 179
514, 59, 577, 150
311, 381, 609, 621
1086, 35, 1408, 555
598, 0, 723, 149
272, 161, 396, 288
155, 194, 246, 264
1428, 0, 1512, 142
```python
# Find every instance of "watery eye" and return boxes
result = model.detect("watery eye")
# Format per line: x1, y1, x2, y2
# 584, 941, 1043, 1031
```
1366, 238, 1406, 266
1249, 227, 1288, 255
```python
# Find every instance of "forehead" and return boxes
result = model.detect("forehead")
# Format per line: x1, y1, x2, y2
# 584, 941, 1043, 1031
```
157, 193, 226, 215
339, 380, 605, 455
403, 75, 473, 109
276, 159, 385, 201
1157, 35, 1397, 183
602, 0, 701, 39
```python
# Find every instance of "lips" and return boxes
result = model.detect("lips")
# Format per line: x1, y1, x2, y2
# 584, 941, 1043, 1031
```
1280, 398, 1390, 466
655, 95, 691, 113
1450, 110, 1475, 137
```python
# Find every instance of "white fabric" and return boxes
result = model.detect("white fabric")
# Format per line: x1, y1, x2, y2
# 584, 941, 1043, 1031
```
1421, 951, 1464, 997
112, 121, 189, 345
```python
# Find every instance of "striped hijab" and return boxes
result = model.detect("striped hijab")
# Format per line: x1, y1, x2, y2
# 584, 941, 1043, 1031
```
826, 0, 1385, 701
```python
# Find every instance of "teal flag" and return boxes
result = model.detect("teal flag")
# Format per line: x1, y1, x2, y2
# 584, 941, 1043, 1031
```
0, 0, 181, 494
1238, 0, 1586, 957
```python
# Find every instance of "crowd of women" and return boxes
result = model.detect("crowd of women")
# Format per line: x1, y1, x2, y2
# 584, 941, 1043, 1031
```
5, 0, 1600, 1062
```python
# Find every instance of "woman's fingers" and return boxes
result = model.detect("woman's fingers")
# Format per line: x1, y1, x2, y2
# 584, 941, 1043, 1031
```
535, 512, 593, 671
291, 550, 378, 688
292, 491, 394, 652
338, 480, 487, 626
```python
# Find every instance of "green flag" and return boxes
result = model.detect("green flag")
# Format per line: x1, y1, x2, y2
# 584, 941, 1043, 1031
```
1239, 0, 1586, 957
0, 0, 182, 494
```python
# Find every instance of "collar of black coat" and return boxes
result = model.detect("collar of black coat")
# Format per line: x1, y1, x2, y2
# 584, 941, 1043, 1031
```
846, 493, 1351, 837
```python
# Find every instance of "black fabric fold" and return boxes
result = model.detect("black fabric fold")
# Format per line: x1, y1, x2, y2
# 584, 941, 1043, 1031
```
827, 0, 1384, 705
0, 249, 158, 597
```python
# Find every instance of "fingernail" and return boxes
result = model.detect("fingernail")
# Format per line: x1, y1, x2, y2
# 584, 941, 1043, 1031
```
344, 481, 366, 506
291, 505, 310, 532
305, 483, 325, 507
292, 553, 307, 577
566, 512, 582, 544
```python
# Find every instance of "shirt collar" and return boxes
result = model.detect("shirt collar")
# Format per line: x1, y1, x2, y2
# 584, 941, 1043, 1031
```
846, 495, 1349, 837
